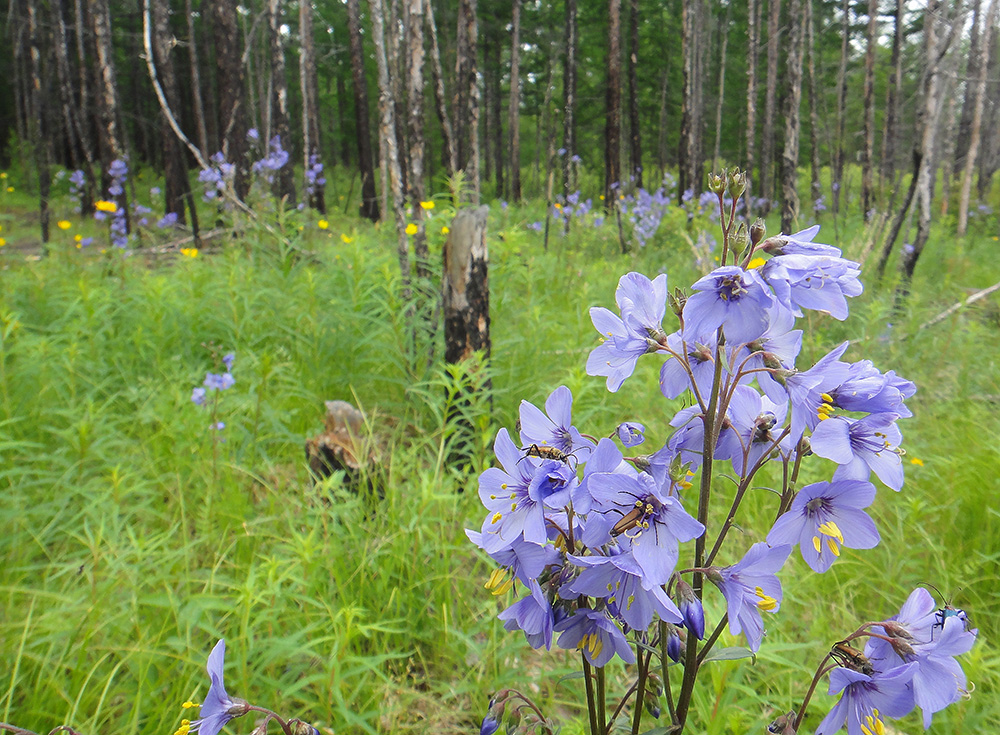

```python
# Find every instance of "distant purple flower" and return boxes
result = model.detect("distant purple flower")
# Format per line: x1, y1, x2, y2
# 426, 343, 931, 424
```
188, 640, 247, 735
204, 372, 235, 391
765, 480, 880, 572
707, 543, 791, 652
814, 663, 917, 735
247, 128, 259, 141
683, 266, 775, 346
498, 579, 554, 650
157, 212, 179, 229
616, 421, 645, 447
557, 148, 567, 156
79, 237, 94, 247
527, 221, 543, 231
222, 353, 236, 371
150, 186, 162, 196
211, 422, 226, 431
555, 607, 634, 667
191, 387, 207, 406
810, 413, 905, 491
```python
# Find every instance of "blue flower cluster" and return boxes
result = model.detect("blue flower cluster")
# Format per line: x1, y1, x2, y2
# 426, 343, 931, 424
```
251, 135, 290, 184
199, 153, 235, 202
305, 154, 326, 199
191, 352, 235, 431
470, 212, 976, 731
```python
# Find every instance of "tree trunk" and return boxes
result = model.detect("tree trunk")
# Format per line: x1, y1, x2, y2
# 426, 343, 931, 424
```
605, 0, 622, 205
300, 0, 326, 213
679, 0, 696, 201
90, 0, 129, 226
832, 0, 849, 216
405, 0, 430, 278
746, 0, 760, 214
424, 0, 456, 177
780, 0, 804, 234
185, 0, 210, 157
346, 0, 380, 221
861, 0, 878, 220
760, 0, 781, 212
881, 0, 903, 188
958, 0, 1000, 235
454, 0, 480, 203
627, 0, 642, 188
508, 0, 522, 202
151, 0, 192, 224
563, 0, 578, 196
806, 0, 821, 216
26, 0, 51, 243
266, 0, 296, 205
711, 1, 731, 175
443, 205, 491, 364
369, 0, 411, 291
484, 18, 503, 196
977, 22, 1000, 199
210, 0, 249, 200
955, 0, 983, 178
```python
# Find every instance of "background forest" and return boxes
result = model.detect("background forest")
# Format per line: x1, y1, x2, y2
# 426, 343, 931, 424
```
1, 1, 999, 735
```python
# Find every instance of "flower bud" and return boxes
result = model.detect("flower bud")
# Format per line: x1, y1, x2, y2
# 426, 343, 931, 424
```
728, 169, 747, 199
665, 625, 683, 663
668, 287, 686, 316
227, 698, 251, 718
750, 218, 766, 247
288, 720, 318, 735
880, 620, 913, 640
889, 637, 915, 659
631, 455, 652, 473
645, 671, 664, 697
767, 711, 797, 734
675, 578, 705, 639
731, 222, 750, 258
644, 688, 662, 719
708, 173, 727, 195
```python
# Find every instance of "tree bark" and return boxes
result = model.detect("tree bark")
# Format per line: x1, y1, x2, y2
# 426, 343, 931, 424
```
806, 0, 821, 216
958, 0, 1000, 235
405, 0, 430, 278
711, 1, 731, 175
679, 0, 697, 201
563, 0, 578, 196
746, 0, 760, 214
443, 205, 491, 365
184, 0, 210, 157
300, 0, 326, 213
454, 0, 481, 203
977, 22, 999, 199
508, 0, 522, 202
605, 0, 622, 206
26, 0, 51, 243
369, 0, 411, 292
760, 0, 781, 212
266, 0, 296, 205
210, 0, 249, 200
861, 0, 878, 220
90, 0, 128, 226
346, 0, 380, 221
627, 0, 642, 188
880, 0, 903, 188
955, 0, 983, 178
780, 0, 804, 234
424, 0, 456, 177
832, 0, 849, 216
151, 0, 193, 224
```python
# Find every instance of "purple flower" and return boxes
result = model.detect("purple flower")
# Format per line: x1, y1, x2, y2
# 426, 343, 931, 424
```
587, 472, 704, 586
658, 331, 721, 400
707, 543, 791, 652
810, 413, 905, 491
761, 254, 863, 321
564, 551, 682, 630
554, 608, 635, 667
826, 361, 915, 418
814, 663, 917, 735
466, 529, 560, 586
191, 387, 207, 406
187, 640, 247, 735
765, 480, 880, 572
715, 385, 790, 476
527, 221, 543, 231
616, 421, 645, 447
158, 212, 179, 229
211, 422, 225, 431
675, 578, 705, 639
498, 579, 554, 650
780, 341, 852, 442
760, 225, 841, 257
518, 385, 595, 462
683, 266, 776, 346
247, 128, 260, 141
479, 714, 501, 735
587, 272, 669, 392
204, 372, 235, 391
222, 352, 236, 371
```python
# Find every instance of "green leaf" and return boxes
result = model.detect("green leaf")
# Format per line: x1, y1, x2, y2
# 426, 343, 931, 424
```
702, 646, 757, 664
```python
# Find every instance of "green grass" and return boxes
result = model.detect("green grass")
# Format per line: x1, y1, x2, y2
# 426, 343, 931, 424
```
0, 167, 998, 735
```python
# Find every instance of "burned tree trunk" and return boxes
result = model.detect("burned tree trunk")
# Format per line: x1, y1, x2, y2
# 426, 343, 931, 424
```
563, 0, 578, 196
604, 0, 622, 206
832, 0, 849, 216
760, 0, 781, 212
185, 0, 210, 157
443, 206, 491, 365
27, 0, 51, 243
346, 0, 380, 221
881, 0, 903, 188
454, 0, 481, 202
300, 0, 326, 213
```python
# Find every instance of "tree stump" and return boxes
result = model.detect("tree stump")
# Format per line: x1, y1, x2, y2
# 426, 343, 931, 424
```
305, 400, 372, 493
443, 205, 491, 366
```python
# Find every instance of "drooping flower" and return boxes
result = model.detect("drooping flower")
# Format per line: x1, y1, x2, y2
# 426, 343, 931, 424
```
810, 413, 905, 491
759, 224, 842, 257
706, 543, 791, 652
762, 254, 863, 321
765, 480, 880, 573
466, 529, 560, 588
498, 579, 555, 650
204, 372, 235, 391
184, 640, 249, 735
715, 385, 790, 476
615, 421, 645, 447
814, 663, 917, 735
554, 607, 635, 667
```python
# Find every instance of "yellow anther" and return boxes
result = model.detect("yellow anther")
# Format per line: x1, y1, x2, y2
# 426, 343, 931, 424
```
489, 494, 497, 499
491, 512, 502, 524
820, 393, 834, 403
747, 257, 767, 270
827, 538, 841, 557
500, 483, 508, 490
486, 567, 506, 590
817, 403, 835, 414
510, 502, 517, 511
755, 586, 778, 611
626, 594, 635, 610
818, 521, 844, 544
492, 576, 514, 595
182, 702, 198, 709
813, 536, 822, 553
817, 413, 830, 421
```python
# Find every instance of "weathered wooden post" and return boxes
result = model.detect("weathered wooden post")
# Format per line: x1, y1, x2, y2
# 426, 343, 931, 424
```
442, 205, 491, 464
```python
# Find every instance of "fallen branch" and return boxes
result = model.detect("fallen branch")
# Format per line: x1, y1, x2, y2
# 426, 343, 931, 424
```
918, 279, 1000, 331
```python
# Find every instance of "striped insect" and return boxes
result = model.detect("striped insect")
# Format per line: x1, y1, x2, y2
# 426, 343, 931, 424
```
519, 443, 579, 469
830, 640, 875, 676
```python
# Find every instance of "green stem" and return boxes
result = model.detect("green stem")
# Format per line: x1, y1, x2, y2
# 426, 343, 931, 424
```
582, 656, 599, 735
596, 665, 607, 735
630, 647, 650, 734
660, 620, 678, 727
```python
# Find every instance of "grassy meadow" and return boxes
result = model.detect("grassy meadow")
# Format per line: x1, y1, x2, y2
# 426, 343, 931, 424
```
0, 167, 998, 735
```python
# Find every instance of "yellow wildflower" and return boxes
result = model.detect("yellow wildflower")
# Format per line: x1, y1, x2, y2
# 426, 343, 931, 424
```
910, 457, 924, 467
341, 233, 354, 243
0, 238, 6, 247
405, 223, 418, 236
419, 200, 435, 210
180, 248, 198, 258
441, 226, 450, 235
6, 187, 13, 193
74, 234, 82, 242
57, 220, 72, 230
95, 200, 117, 213
317, 219, 329, 229
747, 257, 767, 270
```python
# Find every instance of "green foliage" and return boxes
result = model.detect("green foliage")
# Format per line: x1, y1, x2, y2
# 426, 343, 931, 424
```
0, 172, 998, 735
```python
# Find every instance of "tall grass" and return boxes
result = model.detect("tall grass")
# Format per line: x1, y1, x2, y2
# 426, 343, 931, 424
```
0, 179, 998, 734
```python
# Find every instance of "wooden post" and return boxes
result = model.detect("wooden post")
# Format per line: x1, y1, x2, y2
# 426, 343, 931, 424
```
443, 206, 491, 366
